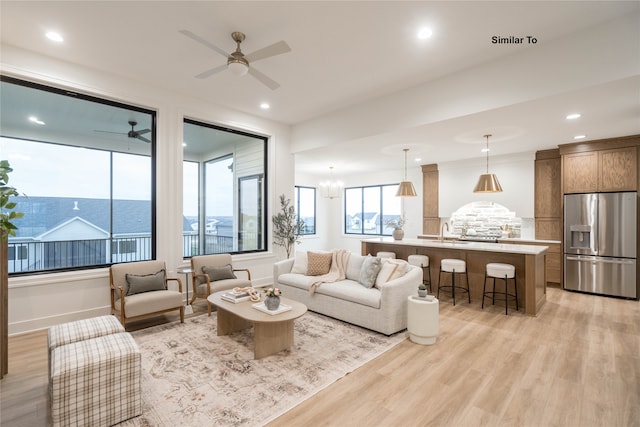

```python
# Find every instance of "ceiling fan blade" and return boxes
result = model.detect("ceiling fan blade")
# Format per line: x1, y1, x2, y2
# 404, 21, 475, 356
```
135, 135, 151, 143
179, 30, 229, 58
195, 63, 227, 79
136, 129, 151, 135
248, 67, 280, 90
94, 130, 126, 135
244, 40, 291, 63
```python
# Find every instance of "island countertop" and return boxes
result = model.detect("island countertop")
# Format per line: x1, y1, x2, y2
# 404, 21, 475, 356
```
362, 237, 547, 315
364, 237, 549, 255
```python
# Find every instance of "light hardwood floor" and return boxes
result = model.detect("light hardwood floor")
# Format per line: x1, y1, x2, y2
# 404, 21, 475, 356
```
1, 287, 639, 426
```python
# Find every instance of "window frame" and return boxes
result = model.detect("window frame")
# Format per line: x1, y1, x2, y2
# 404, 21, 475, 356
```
2, 75, 157, 276
182, 118, 268, 257
344, 184, 400, 236
294, 186, 316, 235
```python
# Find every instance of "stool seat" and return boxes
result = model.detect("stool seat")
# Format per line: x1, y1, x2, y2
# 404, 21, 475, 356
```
486, 263, 515, 278
376, 251, 396, 259
482, 262, 518, 315
408, 254, 429, 267
441, 258, 466, 273
437, 259, 470, 306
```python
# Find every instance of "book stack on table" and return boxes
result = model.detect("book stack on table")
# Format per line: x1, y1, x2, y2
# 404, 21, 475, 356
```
221, 291, 251, 303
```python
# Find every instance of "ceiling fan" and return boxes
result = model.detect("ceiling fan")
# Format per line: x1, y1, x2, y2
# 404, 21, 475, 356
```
94, 120, 151, 143
179, 30, 291, 90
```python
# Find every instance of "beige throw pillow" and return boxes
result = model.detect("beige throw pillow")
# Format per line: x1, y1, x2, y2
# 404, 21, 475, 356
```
306, 251, 333, 276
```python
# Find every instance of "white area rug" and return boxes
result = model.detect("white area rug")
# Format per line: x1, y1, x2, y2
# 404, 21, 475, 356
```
118, 311, 405, 426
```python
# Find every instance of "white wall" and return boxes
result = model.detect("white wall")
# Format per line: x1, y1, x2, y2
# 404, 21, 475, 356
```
2, 45, 293, 335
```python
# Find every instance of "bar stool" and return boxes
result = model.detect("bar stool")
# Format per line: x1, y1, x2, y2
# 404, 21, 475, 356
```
408, 254, 431, 293
376, 251, 396, 259
437, 259, 470, 306
482, 263, 518, 315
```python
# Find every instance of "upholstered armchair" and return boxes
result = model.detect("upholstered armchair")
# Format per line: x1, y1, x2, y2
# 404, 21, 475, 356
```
190, 254, 252, 315
109, 260, 184, 327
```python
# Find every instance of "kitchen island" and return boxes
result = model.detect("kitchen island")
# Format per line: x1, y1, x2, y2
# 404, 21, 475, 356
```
362, 237, 548, 315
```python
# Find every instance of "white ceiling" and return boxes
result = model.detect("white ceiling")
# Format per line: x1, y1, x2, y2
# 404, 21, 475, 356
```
1, 1, 639, 176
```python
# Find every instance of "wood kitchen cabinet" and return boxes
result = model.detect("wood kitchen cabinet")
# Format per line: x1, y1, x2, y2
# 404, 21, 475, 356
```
422, 164, 439, 235
562, 143, 638, 193
598, 146, 637, 192
563, 151, 598, 193
535, 150, 562, 241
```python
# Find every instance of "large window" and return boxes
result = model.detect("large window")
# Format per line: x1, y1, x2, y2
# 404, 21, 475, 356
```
1, 76, 156, 275
295, 186, 316, 235
182, 119, 267, 256
345, 184, 401, 235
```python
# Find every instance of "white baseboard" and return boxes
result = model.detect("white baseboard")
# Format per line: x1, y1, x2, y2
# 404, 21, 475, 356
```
8, 306, 111, 336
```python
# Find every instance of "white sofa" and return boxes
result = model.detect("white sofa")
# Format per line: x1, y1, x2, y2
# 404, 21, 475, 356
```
273, 251, 422, 335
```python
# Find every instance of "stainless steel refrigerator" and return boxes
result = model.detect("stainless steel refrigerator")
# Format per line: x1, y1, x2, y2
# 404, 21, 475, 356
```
564, 192, 637, 299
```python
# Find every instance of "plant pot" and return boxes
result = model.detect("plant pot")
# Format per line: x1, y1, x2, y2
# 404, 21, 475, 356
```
265, 296, 281, 311
392, 228, 404, 240
417, 289, 428, 298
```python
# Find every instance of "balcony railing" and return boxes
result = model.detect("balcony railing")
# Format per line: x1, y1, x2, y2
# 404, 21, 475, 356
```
8, 232, 258, 274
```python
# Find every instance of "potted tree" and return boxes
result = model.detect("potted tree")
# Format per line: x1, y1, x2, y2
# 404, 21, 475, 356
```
272, 194, 305, 258
1, 160, 23, 379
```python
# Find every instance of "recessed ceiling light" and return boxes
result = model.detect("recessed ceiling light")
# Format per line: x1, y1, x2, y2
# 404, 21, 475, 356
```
414, 157, 422, 162
260, 102, 270, 110
28, 116, 45, 125
182, 142, 187, 147
481, 148, 490, 153
45, 31, 64, 42
574, 135, 586, 140
566, 113, 581, 120
417, 28, 433, 39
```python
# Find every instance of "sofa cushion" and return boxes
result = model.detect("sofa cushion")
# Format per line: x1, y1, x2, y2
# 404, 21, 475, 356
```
307, 251, 333, 276
278, 273, 314, 291
291, 251, 308, 274
345, 253, 365, 281
313, 280, 381, 309
125, 269, 167, 296
359, 256, 382, 288
202, 264, 237, 281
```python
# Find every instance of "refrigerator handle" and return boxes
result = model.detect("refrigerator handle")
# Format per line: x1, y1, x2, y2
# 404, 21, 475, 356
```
565, 256, 635, 265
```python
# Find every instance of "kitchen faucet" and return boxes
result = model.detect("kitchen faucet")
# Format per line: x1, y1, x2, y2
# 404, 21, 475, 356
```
440, 222, 449, 242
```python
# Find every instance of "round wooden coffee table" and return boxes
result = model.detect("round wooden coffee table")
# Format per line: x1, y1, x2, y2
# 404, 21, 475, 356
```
207, 291, 307, 359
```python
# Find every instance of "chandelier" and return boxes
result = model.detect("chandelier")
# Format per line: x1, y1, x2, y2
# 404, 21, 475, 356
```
319, 167, 344, 199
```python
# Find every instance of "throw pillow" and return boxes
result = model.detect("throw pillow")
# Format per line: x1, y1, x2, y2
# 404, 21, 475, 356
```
306, 251, 333, 276
202, 265, 237, 281
291, 251, 308, 274
375, 259, 399, 288
126, 269, 167, 296
358, 256, 382, 288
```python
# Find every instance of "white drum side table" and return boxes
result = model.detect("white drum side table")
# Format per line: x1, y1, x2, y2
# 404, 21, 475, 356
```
407, 295, 439, 345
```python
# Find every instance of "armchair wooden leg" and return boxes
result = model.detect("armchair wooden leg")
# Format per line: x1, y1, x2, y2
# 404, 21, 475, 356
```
179, 306, 184, 323
207, 300, 211, 317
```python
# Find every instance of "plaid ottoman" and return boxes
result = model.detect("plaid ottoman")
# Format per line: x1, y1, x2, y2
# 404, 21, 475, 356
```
49, 332, 142, 427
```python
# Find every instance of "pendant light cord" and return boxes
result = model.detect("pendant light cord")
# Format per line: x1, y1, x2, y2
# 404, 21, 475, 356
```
484, 134, 491, 173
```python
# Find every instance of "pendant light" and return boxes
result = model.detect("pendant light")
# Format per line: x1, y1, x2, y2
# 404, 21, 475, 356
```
396, 148, 417, 197
473, 134, 503, 193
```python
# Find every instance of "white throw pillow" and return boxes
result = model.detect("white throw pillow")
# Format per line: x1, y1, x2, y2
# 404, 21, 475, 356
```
375, 259, 408, 288
291, 251, 308, 274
